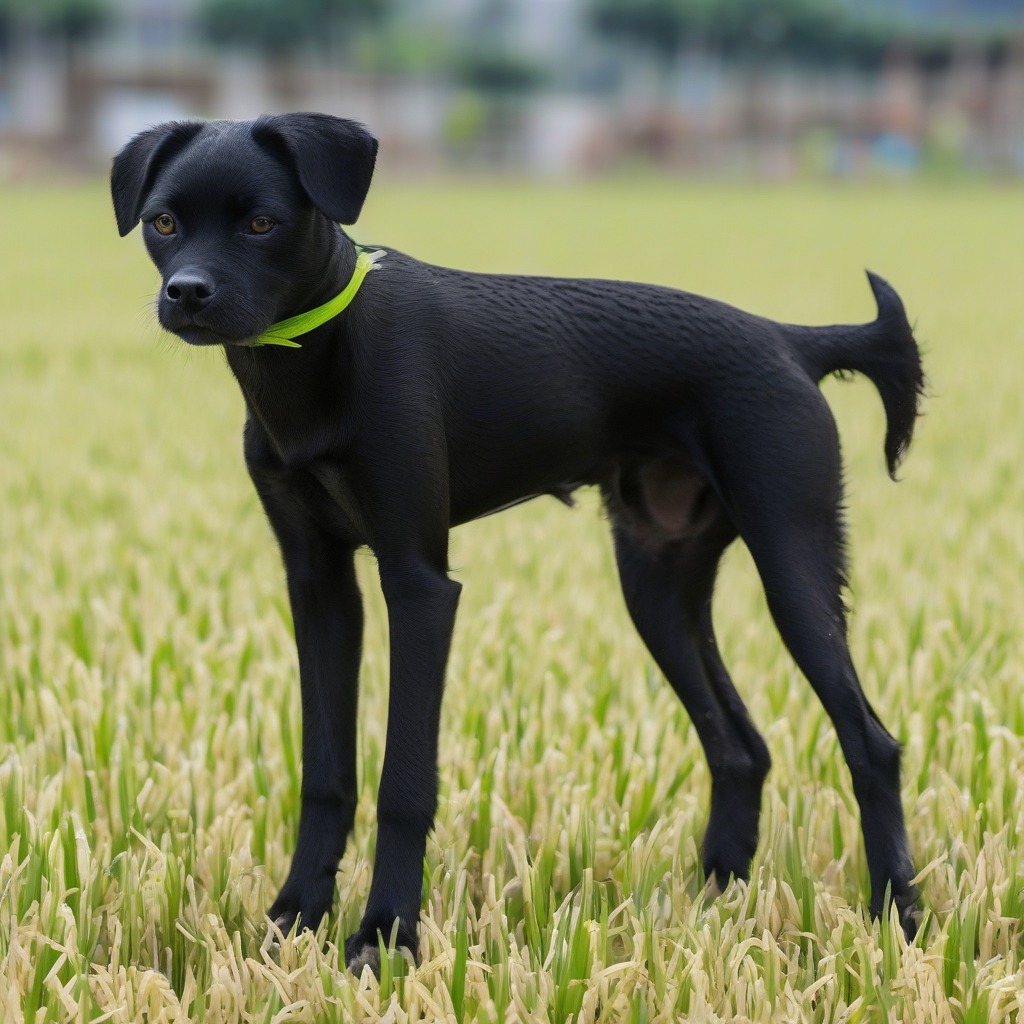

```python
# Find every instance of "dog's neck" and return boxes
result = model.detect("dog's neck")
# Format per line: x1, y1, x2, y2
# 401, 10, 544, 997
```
223, 221, 358, 455
291, 220, 359, 323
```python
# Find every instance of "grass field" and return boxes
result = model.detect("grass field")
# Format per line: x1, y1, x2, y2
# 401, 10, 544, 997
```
0, 179, 1023, 1022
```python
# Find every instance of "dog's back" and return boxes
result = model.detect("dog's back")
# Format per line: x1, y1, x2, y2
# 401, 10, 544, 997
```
355, 254, 921, 523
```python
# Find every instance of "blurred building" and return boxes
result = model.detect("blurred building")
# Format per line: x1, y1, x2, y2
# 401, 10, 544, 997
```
1, 0, 1024, 177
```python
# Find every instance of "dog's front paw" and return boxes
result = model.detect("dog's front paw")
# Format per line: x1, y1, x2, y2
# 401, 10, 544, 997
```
344, 918, 418, 976
267, 876, 334, 939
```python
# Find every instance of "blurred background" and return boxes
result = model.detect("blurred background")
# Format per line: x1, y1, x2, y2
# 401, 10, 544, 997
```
2, 0, 1024, 179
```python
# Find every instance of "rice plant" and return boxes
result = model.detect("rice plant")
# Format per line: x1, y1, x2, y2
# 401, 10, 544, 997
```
0, 179, 1022, 1021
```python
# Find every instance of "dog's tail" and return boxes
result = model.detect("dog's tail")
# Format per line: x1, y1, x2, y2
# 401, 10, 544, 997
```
790, 271, 924, 479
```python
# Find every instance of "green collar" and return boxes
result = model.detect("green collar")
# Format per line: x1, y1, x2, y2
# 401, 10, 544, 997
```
254, 245, 385, 348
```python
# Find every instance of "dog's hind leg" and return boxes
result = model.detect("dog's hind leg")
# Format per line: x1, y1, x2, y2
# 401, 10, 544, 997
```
712, 381, 918, 937
607, 462, 771, 890
744, 524, 918, 935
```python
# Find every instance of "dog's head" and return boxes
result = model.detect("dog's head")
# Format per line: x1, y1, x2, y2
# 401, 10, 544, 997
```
111, 113, 378, 346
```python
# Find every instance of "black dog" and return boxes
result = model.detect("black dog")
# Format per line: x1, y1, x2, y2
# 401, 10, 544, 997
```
111, 113, 923, 969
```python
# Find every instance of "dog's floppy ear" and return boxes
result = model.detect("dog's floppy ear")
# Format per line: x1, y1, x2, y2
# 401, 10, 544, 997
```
111, 121, 204, 236
252, 113, 378, 225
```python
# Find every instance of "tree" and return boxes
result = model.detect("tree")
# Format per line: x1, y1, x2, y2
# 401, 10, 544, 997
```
450, 0, 545, 96
0, 0, 111, 142
590, 0, 715, 63
200, 0, 389, 55
589, 0, 904, 69
0, 0, 110, 42
456, 50, 546, 95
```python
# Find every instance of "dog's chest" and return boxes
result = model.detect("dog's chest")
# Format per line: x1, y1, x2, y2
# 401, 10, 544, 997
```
307, 462, 370, 539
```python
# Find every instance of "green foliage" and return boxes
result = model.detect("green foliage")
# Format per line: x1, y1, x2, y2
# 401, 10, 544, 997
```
1, 179, 1024, 1017
456, 47, 547, 94
200, 0, 388, 54
0, 0, 110, 41
354, 24, 449, 75
591, 0, 711, 59
590, 0, 953, 67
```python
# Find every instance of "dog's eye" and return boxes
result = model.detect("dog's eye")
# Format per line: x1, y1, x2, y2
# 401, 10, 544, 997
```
154, 214, 176, 235
250, 216, 274, 234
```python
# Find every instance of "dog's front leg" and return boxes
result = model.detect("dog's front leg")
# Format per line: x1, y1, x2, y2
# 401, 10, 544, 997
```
252, 472, 364, 937
344, 553, 461, 974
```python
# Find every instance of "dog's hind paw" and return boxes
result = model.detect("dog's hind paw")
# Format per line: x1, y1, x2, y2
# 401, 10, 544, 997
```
345, 941, 381, 978
268, 911, 298, 940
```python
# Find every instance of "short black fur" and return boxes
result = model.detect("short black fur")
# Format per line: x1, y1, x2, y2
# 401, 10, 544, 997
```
111, 114, 925, 970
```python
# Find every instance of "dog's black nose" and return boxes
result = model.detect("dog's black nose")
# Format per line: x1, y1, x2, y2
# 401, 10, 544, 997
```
165, 271, 216, 311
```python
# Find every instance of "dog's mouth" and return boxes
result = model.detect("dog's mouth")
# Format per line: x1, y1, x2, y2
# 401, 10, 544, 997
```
170, 323, 239, 347
159, 307, 269, 348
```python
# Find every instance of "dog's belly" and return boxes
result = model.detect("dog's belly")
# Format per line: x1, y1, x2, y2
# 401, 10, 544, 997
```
442, 390, 706, 528
448, 458, 598, 528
